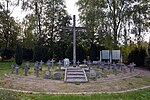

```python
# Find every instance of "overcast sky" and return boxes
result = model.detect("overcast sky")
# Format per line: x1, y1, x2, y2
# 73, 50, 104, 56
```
11, 0, 79, 25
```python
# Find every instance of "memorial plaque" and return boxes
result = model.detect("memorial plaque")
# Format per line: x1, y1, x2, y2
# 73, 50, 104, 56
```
102, 50, 110, 59
112, 50, 121, 60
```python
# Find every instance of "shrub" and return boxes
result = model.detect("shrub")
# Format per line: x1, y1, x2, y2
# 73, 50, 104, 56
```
15, 44, 23, 65
89, 44, 99, 61
1, 48, 14, 60
144, 57, 150, 67
34, 46, 49, 62
128, 47, 147, 66
23, 48, 33, 61
65, 44, 86, 62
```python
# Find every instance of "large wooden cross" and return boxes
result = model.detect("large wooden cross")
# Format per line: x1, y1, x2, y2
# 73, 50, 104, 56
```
63, 15, 86, 67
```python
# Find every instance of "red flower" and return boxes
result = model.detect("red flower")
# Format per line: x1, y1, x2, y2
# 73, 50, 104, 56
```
4, 82, 6, 85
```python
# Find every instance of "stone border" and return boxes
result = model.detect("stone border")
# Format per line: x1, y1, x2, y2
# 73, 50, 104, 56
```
0, 86, 150, 95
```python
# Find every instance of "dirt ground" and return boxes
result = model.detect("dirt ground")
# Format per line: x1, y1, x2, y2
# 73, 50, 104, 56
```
0, 68, 150, 93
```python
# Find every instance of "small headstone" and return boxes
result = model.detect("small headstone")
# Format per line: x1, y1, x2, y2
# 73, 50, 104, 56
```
103, 67, 108, 76
113, 66, 117, 75
101, 61, 106, 68
54, 72, 61, 80
47, 60, 51, 71
44, 70, 50, 79
51, 59, 55, 69
93, 61, 98, 68
129, 63, 136, 73
90, 69, 95, 79
88, 61, 92, 70
116, 62, 121, 70
83, 59, 87, 65
34, 62, 40, 77
34, 61, 39, 72
39, 60, 44, 71
77, 61, 80, 66
34, 61, 39, 67
96, 71, 100, 78
35, 67, 40, 77
58, 60, 62, 71
107, 61, 111, 70
64, 58, 70, 67
11, 64, 15, 74
15, 65, 19, 75
119, 63, 125, 71
123, 66, 128, 74
24, 65, 29, 76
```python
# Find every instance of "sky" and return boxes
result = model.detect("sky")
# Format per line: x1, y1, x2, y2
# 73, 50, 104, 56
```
11, 0, 80, 25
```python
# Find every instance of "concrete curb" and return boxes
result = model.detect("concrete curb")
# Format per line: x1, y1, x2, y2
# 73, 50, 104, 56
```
0, 85, 150, 95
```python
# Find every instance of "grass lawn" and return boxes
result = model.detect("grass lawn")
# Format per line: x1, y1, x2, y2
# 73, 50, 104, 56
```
0, 88, 150, 100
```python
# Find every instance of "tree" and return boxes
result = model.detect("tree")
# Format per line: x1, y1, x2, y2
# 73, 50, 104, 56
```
15, 44, 23, 65
20, 0, 71, 59
129, 0, 150, 45
76, 0, 106, 47
76, 0, 150, 48
43, 0, 71, 58
0, 0, 21, 49
22, 14, 36, 48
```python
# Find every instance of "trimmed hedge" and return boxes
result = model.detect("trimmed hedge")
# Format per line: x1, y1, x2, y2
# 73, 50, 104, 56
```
89, 44, 99, 61
65, 44, 86, 62
128, 47, 147, 66
15, 44, 23, 65
23, 48, 33, 61
33, 46, 49, 62
1, 48, 14, 60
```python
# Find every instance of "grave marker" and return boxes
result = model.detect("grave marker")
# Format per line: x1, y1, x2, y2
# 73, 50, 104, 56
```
15, 65, 19, 75
88, 61, 92, 70
40, 60, 44, 71
44, 70, 50, 79
63, 15, 86, 67
90, 69, 95, 79
83, 59, 87, 65
24, 65, 29, 76
64, 58, 70, 67
58, 60, 62, 71
54, 72, 61, 80
51, 59, 55, 69
77, 61, 80, 66
11, 64, 15, 74
35, 66, 40, 77
96, 71, 100, 78
47, 60, 51, 71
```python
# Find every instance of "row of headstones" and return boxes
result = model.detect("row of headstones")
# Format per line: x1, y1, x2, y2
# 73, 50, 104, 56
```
89, 62, 136, 79
11, 60, 63, 79
11, 64, 61, 80
82, 59, 135, 70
